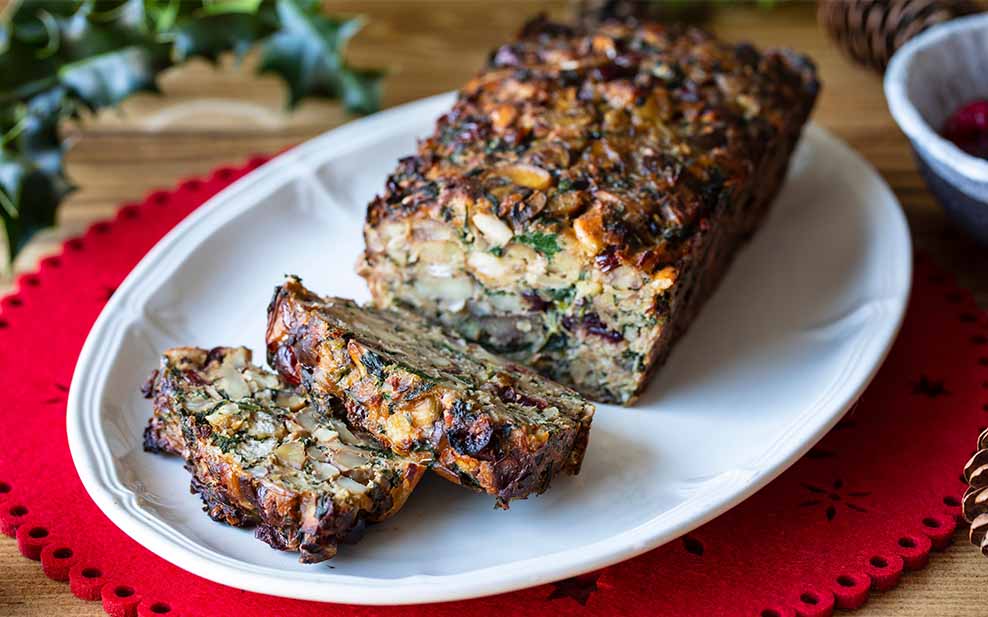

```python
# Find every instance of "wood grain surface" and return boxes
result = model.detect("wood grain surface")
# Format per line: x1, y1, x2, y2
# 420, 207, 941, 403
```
2, 2, 987, 615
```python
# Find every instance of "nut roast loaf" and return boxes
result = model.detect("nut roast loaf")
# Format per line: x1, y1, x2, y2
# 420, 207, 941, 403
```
358, 18, 819, 404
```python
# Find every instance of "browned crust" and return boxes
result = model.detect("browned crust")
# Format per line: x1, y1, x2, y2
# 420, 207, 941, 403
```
265, 279, 594, 507
142, 346, 425, 562
625, 50, 817, 403
358, 17, 819, 405
364, 17, 818, 277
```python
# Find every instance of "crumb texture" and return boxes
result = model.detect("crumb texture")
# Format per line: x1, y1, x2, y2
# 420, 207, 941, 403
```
359, 17, 819, 403
266, 278, 595, 507
143, 346, 424, 562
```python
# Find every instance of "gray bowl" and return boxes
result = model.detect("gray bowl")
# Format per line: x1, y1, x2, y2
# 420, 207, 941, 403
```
885, 13, 988, 245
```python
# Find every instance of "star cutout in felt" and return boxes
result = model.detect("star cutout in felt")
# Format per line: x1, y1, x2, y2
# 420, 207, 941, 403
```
913, 375, 949, 398
548, 573, 600, 606
682, 535, 704, 556
43, 383, 69, 405
799, 479, 870, 521
833, 400, 861, 431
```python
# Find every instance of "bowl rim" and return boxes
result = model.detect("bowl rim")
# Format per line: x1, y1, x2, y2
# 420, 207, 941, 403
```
884, 12, 988, 185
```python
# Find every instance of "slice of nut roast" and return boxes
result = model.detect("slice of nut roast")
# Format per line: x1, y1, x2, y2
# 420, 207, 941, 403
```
143, 346, 425, 562
266, 277, 595, 508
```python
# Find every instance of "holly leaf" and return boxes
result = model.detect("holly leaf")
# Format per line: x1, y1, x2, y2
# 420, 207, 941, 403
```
60, 46, 167, 109
19, 88, 73, 178
172, 10, 276, 63
0, 0, 383, 265
0, 1, 162, 106
258, 0, 381, 113
1, 88, 74, 257
201, 0, 265, 15
340, 65, 384, 116
0, 151, 68, 263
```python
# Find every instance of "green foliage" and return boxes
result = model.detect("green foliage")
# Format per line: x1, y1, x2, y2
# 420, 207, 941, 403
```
0, 0, 382, 265
259, 0, 382, 113
548, 285, 575, 304
211, 431, 243, 453
515, 232, 561, 259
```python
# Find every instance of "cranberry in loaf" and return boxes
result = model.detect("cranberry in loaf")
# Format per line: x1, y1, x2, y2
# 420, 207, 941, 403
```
266, 278, 595, 508
357, 17, 819, 404
142, 346, 425, 563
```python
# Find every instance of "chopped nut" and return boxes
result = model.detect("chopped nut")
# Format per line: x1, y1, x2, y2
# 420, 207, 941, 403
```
591, 34, 615, 57
310, 461, 341, 481
336, 476, 369, 495
313, 427, 338, 443
206, 402, 240, 428
216, 363, 249, 400
184, 395, 215, 413
325, 447, 371, 472
275, 391, 308, 411
498, 164, 552, 190
408, 396, 438, 427
472, 212, 514, 246
412, 275, 474, 311
573, 209, 605, 254
467, 250, 511, 282
385, 413, 414, 443
609, 265, 643, 291
249, 371, 282, 391
292, 408, 320, 432
274, 441, 305, 469
654, 266, 678, 291
491, 104, 517, 130
737, 94, 761, 118
548, 190, 587, 217
416, 240, 465, 278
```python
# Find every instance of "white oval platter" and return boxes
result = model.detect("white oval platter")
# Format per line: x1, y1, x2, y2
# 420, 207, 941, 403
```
67, 92, 911, 605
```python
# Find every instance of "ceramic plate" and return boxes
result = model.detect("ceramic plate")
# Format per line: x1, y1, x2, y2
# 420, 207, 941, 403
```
68, 93, 911, 605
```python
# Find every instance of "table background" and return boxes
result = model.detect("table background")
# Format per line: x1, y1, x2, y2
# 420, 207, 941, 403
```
1, 2, 986, 615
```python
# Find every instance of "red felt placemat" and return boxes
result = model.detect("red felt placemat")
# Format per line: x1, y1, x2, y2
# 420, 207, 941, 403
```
0, 154, 981, 617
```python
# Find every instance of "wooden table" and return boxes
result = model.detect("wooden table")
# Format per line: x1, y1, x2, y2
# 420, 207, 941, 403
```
2, 3, 986, 615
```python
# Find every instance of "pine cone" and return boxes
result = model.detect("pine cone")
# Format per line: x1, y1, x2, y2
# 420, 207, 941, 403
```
818, 0, 980, 72
963, 427, 988, 554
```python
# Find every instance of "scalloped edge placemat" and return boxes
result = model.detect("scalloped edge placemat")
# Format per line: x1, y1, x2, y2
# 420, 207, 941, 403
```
0, 155, 981, 617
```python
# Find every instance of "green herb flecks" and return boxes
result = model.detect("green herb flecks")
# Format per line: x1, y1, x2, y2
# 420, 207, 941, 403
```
405, 380, 435, 400
515, 232, 561, 258
212, 433, 244, 454
621, 350, 646, 373
236, 399, 264, 413
549, 286, 575, 304
360, 351, 387, 381
542, 332, 568, 352
394, 360, 434, 382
